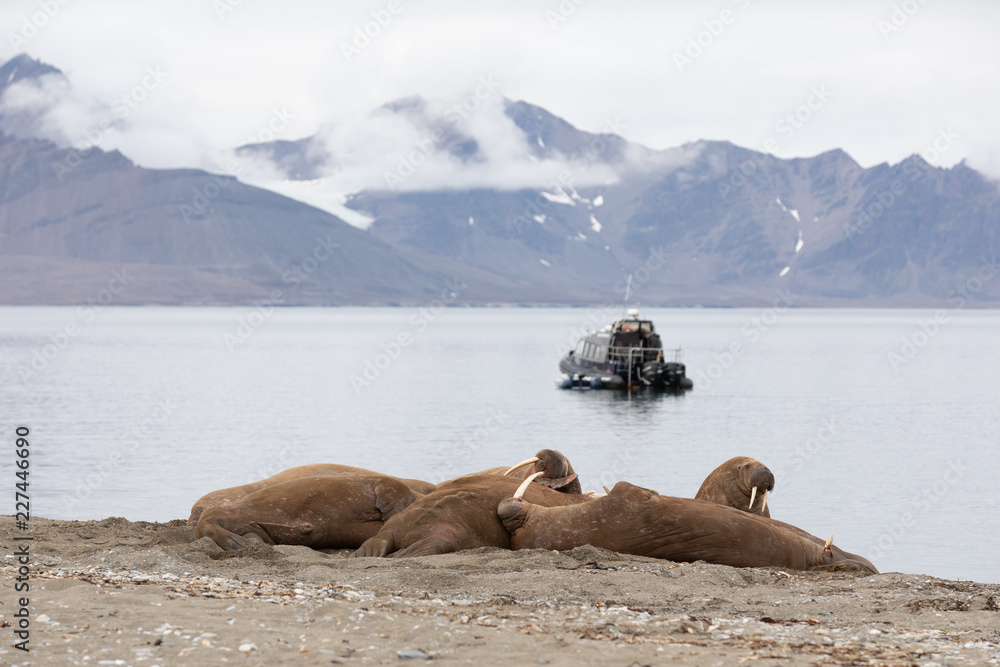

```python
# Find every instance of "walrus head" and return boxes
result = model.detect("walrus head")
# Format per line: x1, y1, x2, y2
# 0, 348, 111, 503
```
504, 449, 582, 494
740, 459, 775, 515
695, 456, 775, 517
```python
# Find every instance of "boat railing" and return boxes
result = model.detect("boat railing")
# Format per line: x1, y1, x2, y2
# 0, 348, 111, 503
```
607, 346, 684, 365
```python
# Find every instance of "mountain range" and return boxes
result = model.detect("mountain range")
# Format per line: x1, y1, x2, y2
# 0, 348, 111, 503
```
1, 54, 997, 307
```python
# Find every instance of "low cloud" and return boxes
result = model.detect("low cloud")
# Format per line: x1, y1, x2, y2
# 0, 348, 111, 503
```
211, 91, 690, 222
2, 65, 690, 223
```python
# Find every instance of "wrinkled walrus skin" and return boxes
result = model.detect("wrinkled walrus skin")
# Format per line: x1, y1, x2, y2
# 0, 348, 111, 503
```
498, 481, 877, 574
350, 474, 592, 558
695, 456, 775, 517
195, 475, 420, 551
474, 449, 582, 494
188, 464, 436, 525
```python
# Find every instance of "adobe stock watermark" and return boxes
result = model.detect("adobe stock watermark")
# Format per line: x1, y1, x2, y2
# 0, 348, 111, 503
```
886, 310, 949, 374
692, 289, 795, 391
866, 458, 968, 562
508, 116, 627, 233
717, 84, 832, 200
383, 76, 500, 190
7, 0, 72, 50
242, 439, 305, 484
614, 246, 672, 295
673, 0, 752, 73
59, 397, 178, 513
546, 0, 587, 31
213, 0, 247, 20
52, 66, 168, 181
843, 126, 958, 242
340, 0, 404, 62
432, 406, 507, 483
596, 447, 636, 494
877, 0, 930, 39
181, 107, 294, 224
350, 278, 467, 393
783, 417, 838, 476
886, 254, 999, 373
554, 301, 621, 357
223, 234, 340, 351
16, 267, 133, 383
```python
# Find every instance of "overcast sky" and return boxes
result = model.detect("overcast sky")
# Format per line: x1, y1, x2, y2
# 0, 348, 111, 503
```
2, 0, 998, 179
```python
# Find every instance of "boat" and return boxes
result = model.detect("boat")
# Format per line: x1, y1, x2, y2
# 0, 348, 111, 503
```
558, 308, 693, 391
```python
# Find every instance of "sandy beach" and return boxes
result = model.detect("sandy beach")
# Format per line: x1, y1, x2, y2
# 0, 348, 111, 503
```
2, 516, 999, 666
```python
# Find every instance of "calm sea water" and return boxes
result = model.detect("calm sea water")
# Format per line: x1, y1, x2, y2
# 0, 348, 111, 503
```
2, 306, 997, 583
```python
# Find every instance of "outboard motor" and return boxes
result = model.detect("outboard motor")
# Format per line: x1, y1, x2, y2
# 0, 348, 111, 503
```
662, 362, 688, 389
638, 360, 665, 387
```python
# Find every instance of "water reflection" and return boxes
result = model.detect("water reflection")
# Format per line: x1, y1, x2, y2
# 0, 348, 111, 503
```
558, 386, 688, 413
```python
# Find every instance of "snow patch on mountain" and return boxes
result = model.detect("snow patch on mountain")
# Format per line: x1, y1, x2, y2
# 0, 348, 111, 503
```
541, 189, 574, 205
243, 178, 375, 229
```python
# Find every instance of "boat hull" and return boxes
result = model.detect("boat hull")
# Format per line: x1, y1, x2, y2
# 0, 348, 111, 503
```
559, 354, 693, 391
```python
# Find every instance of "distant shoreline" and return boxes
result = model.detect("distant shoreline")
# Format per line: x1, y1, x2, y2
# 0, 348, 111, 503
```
3, 302, 1000, 309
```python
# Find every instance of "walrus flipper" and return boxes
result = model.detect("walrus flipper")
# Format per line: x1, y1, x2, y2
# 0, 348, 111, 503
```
197, 521, 268, 551
188, 506, 205, 526
350, 535, 394, 558
390, 535, 458, 558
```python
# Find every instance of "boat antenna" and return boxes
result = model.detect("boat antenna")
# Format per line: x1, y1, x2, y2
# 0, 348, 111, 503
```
623, 274, 632, 317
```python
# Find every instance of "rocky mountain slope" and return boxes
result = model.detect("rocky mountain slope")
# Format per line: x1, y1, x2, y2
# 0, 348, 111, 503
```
1, 54, 997, 306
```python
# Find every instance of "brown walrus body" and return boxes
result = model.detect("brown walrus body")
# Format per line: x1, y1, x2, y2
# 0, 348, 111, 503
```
695, 456, 775, 517
195, 475, 421, 550
188, 464, 436, 525
475, 449, 582, 494
498, 481, 877, 573
350, 474, 591, 558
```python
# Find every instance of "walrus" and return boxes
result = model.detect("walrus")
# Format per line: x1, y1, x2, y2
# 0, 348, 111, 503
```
195, 475, 421, 550
498, 476, 877, 573
188, 464, 436, 525
695, 456, 774, 517
349, 473, 591, 558
477, 448, 582, 494
692, 458, 875, 571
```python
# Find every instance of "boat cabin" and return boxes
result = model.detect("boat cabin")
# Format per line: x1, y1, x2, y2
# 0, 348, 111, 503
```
574, 332, 612, 363
572, 310, 664, 365
609, 317, 660, 352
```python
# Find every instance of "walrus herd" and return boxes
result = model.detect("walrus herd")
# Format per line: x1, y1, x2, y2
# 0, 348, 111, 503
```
189, 451, 877, 574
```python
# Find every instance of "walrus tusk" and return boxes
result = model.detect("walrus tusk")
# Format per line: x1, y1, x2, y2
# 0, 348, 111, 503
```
602, 485, 611, 495
761, 490, 768, 512
824, 534, 833, 549
505, 457, 540, 476
513, 472, 544, 499
749, 486, 758, 511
